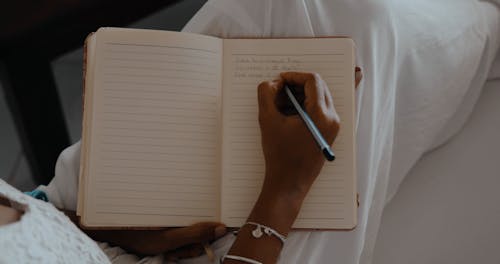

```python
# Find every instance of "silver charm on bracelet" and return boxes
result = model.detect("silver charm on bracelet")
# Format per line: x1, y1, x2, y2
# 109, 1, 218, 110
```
246, 222, 287, 244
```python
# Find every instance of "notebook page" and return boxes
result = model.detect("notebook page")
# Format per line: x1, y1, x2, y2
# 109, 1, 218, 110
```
81, 28, 223, 227
221, 38, 356, 229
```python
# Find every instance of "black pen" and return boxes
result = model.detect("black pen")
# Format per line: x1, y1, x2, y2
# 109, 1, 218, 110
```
285, 85, 335, 161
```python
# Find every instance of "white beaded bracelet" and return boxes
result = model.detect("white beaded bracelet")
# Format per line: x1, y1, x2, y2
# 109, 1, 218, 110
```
245, 222, 287, 245
220, 254, 262, 264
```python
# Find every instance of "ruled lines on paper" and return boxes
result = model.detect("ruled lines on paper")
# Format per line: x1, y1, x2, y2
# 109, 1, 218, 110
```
87, 39, 222, 223
221, 39, 355, 228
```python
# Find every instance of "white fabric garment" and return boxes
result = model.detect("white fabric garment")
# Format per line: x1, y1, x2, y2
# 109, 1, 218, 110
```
373, 79, 500, 264
0, 180, 110, 264
37, 1, 500, 263
489, 52, 500, 79
181, 0, 500, 263
487, 0, 500, 7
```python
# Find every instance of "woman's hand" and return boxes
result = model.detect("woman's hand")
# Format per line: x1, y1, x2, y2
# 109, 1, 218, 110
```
258, 72, 340, 199
225, 72, 343, 263
77, 218, 226, 259
225, 70, 362, 263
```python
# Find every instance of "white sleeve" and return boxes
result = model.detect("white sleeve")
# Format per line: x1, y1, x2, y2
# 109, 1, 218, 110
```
37, 141, 81, 211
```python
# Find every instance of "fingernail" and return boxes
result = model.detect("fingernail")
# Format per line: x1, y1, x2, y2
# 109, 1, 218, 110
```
214, 225, 227, 238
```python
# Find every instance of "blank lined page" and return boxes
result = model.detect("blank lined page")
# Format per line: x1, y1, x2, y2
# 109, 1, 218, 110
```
81, 28, 223, 227
221, 38, 356, 229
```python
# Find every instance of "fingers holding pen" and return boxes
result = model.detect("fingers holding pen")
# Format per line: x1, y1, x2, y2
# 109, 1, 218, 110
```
279, 72, 340, 144
280, 72, 327, 114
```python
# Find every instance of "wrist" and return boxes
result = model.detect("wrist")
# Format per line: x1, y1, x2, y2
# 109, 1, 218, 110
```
227, 188, 300, 264
264, 166, 317, 199
247, 182, 305, 236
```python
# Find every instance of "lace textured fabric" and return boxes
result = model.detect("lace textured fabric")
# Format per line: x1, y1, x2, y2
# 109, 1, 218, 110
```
0, 179, 110, 264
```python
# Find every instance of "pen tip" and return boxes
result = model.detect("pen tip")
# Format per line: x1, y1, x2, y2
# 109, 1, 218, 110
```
323, 148, 335, 161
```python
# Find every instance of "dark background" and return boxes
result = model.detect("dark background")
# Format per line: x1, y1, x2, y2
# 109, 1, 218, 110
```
0, 0, 207, 189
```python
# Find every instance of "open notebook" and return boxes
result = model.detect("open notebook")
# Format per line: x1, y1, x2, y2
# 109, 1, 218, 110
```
78, 27, 357, 229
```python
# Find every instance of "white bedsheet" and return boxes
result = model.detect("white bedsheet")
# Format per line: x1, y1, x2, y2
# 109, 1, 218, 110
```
374, 79, 500, 264
489, 52, 500, 79
180, 1, 500, 263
